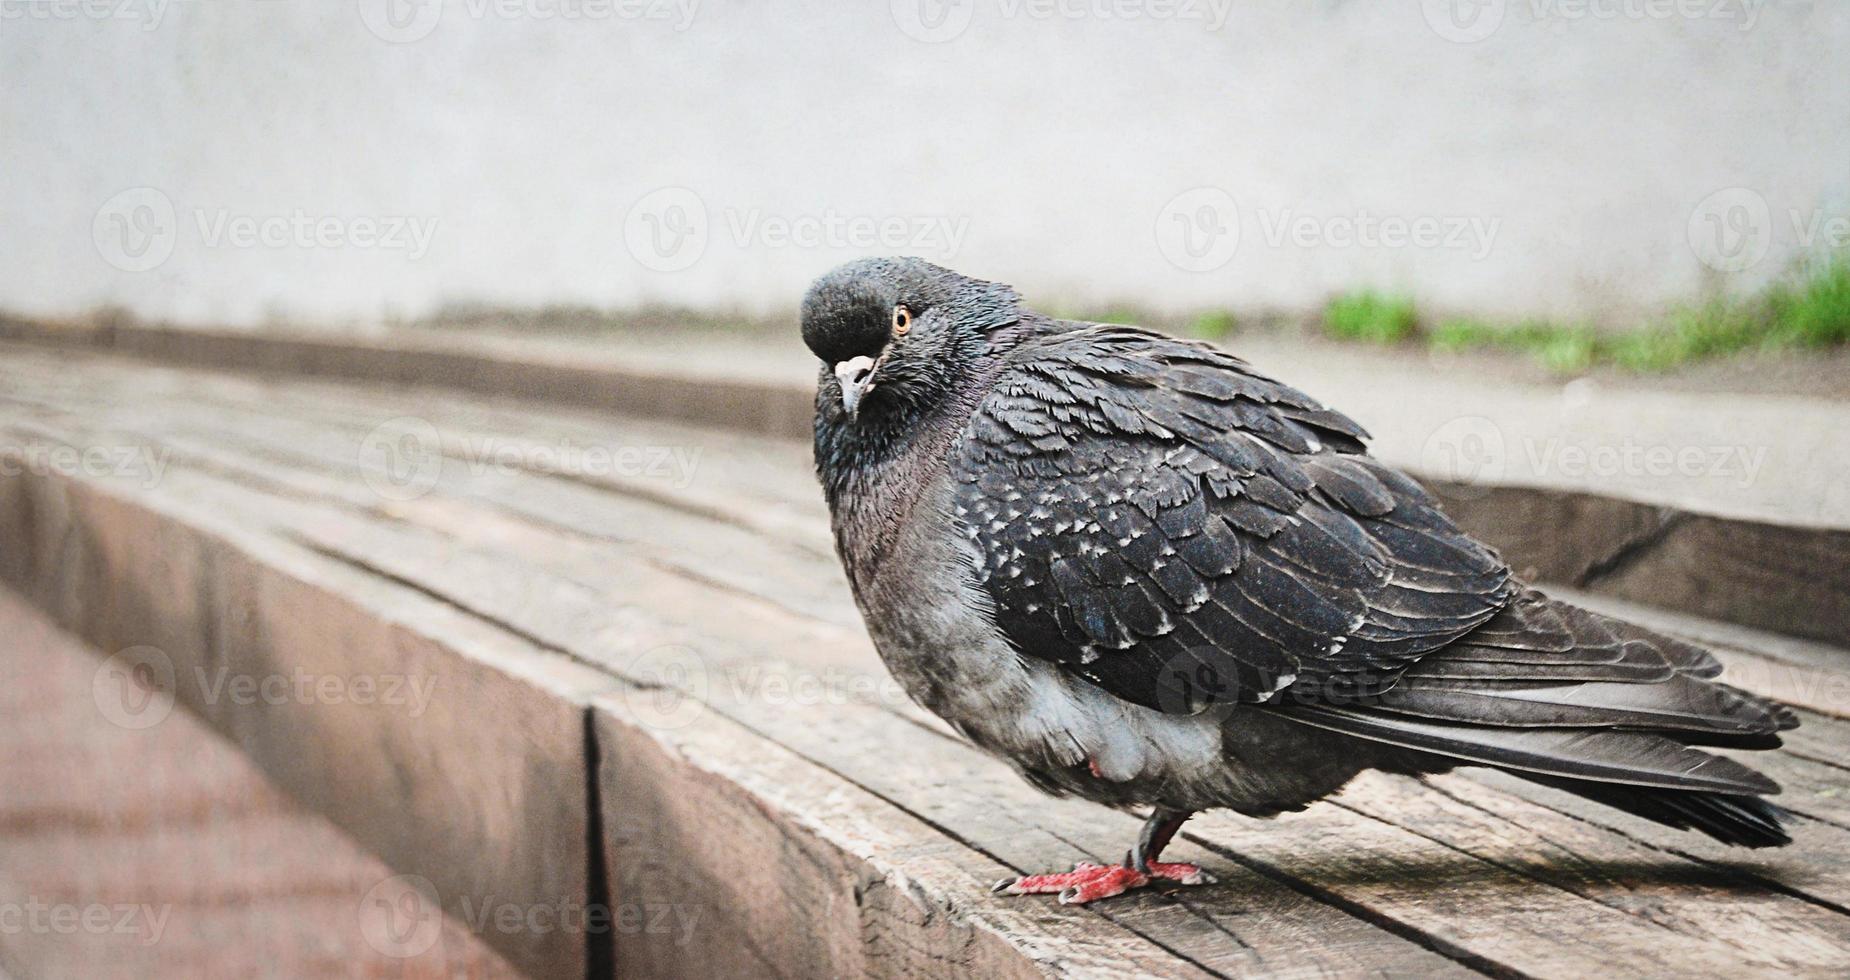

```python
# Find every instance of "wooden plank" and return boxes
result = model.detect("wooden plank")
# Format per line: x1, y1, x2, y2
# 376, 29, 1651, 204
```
7, 351, 833, 551
0, 402, 1259, 975
1456, 769, 1850, 912
595, 690, 1223, 980
1325, 772, 1850, 973
32, 386, 1850, 961
8, 345, 1850, 975
0, 399, 1488, 975
120, 440, 1822, 978
0, 588, 522, 979
1436, 484, 1850, 647
6, 329, 1847, 641
0, 375, 858, 627
119, 395, 1850, 939
1580, 514, 1850, 649
0, 449, 620, 979
0, 321, 819, 440
1181, 805, 1767, 979
148, 457, 1472, 976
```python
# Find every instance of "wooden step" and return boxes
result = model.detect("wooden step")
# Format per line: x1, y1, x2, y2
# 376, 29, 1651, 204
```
2, 344, 1847, 977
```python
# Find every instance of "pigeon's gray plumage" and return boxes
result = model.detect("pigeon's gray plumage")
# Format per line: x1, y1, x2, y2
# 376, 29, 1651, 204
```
803, 257, 1797, 903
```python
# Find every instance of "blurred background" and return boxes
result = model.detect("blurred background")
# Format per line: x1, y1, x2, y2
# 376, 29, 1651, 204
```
6, 0, 1848, 351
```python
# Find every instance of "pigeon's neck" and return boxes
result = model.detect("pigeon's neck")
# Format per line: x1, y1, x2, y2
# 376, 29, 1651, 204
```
818, 347, 1018, 593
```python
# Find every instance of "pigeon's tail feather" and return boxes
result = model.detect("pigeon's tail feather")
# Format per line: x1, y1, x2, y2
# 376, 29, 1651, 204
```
1526, 775, 1793, 848
1275, 704, 1782, 794
1274, 703, 1795, 846
1269, 594, 1796, 847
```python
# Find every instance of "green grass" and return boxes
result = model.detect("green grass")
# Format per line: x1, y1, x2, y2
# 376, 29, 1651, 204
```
1766, 251, 1850, 347
1432, 318, 1601, 373
1190, 310, 1238, 340
1341, 252, 1850, 373
1323, 292, 1417, 345
1095, 307, 1144, 326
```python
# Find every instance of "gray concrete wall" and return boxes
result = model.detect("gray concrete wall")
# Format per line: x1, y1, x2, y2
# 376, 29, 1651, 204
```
3, 0, 1846, 328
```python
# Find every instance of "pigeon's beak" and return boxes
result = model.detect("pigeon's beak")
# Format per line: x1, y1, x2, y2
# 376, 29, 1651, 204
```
834, 355, 879, 417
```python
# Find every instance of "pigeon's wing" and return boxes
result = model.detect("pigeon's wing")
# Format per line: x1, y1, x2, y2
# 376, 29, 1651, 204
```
949, 324, 1515, 713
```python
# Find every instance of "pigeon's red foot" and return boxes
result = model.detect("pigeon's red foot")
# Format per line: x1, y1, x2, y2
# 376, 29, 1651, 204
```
992, 861, 1216, 904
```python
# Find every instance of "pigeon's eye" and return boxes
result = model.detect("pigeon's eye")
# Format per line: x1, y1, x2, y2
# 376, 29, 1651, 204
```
892, 305, 912, 338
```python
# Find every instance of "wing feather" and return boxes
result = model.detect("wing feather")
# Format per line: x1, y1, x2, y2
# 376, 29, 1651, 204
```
951, 324, 1514, 712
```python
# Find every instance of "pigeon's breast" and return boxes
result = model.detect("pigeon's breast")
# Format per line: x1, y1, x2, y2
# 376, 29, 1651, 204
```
856, 472, 1237, 807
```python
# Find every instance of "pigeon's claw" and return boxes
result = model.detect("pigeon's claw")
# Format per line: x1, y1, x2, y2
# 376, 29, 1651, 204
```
1145, 861, 1216, 886
991, 861, 1214, 905
994, 863, 1145, 904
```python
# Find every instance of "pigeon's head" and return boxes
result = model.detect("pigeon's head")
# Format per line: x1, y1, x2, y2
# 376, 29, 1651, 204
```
801, 257, 1021, 424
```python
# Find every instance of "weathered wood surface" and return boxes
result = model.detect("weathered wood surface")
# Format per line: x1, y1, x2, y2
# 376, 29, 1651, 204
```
0, 587, 521, 978
3, 318, 1844, 645
2, 343, 1849, 978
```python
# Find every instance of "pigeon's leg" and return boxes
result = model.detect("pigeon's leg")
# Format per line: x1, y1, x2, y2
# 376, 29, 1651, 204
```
1129, 808, 1213, 884
992, 808, 1214, 904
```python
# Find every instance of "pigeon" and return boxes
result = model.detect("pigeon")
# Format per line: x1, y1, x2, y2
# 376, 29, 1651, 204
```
802, 257, 1798, 905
